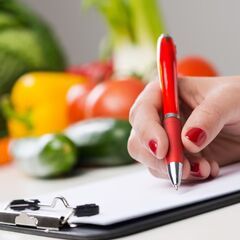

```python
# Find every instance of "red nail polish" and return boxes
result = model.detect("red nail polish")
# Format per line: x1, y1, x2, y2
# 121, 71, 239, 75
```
190, 162, 202, 177
185, 128, 206, 147
148, 140, 157, 155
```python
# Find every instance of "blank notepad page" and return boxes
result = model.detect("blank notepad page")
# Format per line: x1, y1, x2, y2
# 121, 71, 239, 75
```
30, 162, 240, 225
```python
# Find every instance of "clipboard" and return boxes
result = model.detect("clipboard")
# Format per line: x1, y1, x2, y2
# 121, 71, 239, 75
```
1, 163, 240, 240
0, 192, 240, 240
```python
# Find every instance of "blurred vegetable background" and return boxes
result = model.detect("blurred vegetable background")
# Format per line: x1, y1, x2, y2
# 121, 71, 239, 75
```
0, 0, 218, 178
0, 0, 66, 136
84, 0, 165, 78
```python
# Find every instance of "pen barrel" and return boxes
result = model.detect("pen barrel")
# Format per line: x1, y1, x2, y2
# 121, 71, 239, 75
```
161, 62, 179, 115
158, 35, 179, 115
164, 117, 183, 164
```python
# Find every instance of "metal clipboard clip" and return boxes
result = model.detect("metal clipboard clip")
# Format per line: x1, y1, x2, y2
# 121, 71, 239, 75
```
0, 196, 99, 231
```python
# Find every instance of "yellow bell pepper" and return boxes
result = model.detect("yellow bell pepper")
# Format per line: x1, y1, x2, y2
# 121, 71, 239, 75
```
2, 72, 85, 138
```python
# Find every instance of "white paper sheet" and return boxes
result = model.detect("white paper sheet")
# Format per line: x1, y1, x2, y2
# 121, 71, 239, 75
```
2, 163, 240, 226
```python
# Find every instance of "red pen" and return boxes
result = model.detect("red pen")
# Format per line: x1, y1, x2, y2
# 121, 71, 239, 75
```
157, 34, 184, 190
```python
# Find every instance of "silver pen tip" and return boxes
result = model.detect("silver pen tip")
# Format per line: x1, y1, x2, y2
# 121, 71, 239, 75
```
167, 162, 183, 190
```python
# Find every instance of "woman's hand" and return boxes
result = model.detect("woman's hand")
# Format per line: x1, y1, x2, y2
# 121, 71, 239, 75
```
128, 76, 240, 181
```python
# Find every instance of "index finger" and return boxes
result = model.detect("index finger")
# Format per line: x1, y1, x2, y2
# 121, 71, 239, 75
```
129, 80, 169, 159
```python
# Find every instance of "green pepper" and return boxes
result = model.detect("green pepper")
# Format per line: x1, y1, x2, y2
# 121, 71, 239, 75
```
10, 134, 77, 178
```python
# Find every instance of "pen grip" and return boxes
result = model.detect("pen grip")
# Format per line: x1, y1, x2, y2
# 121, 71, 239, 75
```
164, 117, 183, 164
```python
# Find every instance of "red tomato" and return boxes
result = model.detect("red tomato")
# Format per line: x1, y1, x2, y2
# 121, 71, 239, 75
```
85, 78, 145, 120
177, 56, 218, 77
67, 82, 95, 123
67, 60, 113, 84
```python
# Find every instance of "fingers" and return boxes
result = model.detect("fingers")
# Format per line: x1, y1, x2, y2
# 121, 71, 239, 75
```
128, 77, 232, 183
129, 81, 169, 159
128, 128, 220, 181
128, 129, 167, 172
149, 158, 190, 180
188, 158, 219, 180
209, 160, 220, 178
149, 156, 220, 181
181, 83, 240, 153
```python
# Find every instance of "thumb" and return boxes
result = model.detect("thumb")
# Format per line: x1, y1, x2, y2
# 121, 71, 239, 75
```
181, 86, 237, 153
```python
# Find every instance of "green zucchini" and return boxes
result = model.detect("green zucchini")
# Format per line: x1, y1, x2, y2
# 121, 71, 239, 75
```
65, 118, 134, 166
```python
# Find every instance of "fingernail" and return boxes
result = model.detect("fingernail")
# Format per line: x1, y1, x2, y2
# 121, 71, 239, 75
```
190, 162, 202, 177
148, 140, 157, 155
185, 128, 206, 147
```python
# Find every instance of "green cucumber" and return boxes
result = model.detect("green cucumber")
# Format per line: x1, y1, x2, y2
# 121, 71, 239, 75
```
10, 119, 134, 178
10, 134, 77, 178
65, 118, 134, 166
